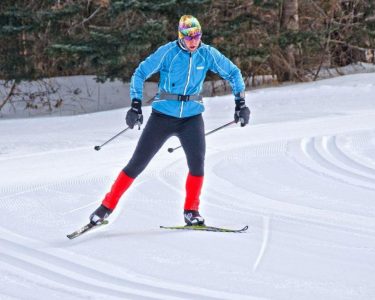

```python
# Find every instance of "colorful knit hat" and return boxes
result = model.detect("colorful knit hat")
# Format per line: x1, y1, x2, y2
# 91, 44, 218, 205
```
178, 15, 202, 39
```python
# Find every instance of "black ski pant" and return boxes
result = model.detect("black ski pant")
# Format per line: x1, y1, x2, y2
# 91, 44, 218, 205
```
123, 110, 205, 178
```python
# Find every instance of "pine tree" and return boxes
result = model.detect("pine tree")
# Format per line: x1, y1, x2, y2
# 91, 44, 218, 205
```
0, 1, 35, 81
1, 0, 375, 84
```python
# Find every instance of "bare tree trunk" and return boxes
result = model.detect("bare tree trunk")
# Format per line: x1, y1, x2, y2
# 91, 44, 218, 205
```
0, 81, 17, 112
280, 0, 299, 81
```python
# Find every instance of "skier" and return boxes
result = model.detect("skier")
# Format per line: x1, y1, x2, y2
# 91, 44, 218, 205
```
89, 15, 250, 226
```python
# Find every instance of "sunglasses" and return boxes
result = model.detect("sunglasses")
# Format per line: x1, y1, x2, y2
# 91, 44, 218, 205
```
184, 33, 202, 41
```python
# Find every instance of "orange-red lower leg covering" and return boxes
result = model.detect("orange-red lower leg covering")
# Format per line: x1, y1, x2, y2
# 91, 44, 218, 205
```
184, 173, 204, 211
102, 171, 134, 210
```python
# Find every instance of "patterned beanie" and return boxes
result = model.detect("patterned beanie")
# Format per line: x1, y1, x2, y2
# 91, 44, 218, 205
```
178, 15, 202, 39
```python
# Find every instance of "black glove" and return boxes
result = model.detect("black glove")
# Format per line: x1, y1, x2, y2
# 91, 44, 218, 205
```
89, 204, 113, 225
126, 99, 143, 129
234, 94, 250, 127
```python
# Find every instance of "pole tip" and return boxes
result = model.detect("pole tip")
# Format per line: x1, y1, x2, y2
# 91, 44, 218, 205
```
167, 148, 174, 153
94, 146, 101, 151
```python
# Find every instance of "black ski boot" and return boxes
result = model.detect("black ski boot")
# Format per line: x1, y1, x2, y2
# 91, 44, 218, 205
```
184, 210, 205, 226
90, 204, 113, 225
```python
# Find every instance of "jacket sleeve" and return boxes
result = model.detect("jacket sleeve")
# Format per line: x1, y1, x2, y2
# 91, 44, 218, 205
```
207, 46, 245, 95
130, 43, 173, 101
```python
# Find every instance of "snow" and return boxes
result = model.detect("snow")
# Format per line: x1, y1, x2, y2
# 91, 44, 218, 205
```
1, 72, 375, 299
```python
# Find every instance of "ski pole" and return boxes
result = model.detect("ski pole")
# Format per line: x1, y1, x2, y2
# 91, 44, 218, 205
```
94, 126, 131, 151
167, 120, 236, 153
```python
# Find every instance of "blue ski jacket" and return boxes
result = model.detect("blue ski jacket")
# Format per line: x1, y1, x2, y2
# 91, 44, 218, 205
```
130, 40, 245, 118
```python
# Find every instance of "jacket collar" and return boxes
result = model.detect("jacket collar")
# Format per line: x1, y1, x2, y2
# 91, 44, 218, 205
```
177, 39, 201, 53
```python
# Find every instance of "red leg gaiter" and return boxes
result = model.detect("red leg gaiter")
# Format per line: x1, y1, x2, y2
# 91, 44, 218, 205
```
184, 173, 204, 211
102, 171, 134, 210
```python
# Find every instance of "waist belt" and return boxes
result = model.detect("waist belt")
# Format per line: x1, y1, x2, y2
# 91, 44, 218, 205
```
159, 92, 203, 102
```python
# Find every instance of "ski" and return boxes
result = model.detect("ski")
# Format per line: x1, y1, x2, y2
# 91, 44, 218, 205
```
67, 220, 109, 239
160, 224, 248, 233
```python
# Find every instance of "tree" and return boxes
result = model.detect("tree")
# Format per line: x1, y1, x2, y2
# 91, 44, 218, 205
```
1, 0, 375, 86
280, 0, 299, 81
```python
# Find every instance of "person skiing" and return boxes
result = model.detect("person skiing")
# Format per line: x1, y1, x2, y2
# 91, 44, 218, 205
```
89, 15, 250, 226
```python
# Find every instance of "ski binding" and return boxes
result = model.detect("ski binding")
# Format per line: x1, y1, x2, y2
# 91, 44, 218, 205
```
67, 220, 109, 239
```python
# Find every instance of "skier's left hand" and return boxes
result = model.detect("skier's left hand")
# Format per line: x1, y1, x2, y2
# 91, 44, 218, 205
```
234, 95, 250, 127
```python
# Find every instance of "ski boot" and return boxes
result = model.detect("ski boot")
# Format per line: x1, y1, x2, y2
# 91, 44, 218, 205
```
184, 210, 205, 226
90, 204, 113, 225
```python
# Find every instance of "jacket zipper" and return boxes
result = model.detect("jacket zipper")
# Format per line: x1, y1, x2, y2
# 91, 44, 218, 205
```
180, 53, 192, 117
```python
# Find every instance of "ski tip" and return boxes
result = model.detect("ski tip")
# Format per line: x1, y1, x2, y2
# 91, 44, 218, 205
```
159, 225, 176, 230
66, 220, 110, 240
66, 232, 80, 239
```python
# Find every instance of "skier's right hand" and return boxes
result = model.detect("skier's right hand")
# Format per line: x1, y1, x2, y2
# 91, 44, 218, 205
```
126, 99, 143, 129
89, 204, 113, 225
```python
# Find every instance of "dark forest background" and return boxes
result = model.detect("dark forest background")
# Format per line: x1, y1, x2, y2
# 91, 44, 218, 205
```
1, 0, 375, 84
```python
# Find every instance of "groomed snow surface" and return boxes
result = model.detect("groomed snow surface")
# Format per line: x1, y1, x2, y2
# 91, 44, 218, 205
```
1, 73, 375, 299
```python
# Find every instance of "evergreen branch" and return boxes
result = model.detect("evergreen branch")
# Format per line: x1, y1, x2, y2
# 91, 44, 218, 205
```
365, 15, 375, 23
